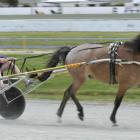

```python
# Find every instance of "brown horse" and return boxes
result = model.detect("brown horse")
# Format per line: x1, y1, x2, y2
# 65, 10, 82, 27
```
36, 34, 140, 125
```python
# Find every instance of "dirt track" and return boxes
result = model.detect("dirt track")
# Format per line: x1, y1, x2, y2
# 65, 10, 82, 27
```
0, 100, 140, 140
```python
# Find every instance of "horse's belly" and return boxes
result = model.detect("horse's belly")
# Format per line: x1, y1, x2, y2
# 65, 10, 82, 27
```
86, 63, 111, 83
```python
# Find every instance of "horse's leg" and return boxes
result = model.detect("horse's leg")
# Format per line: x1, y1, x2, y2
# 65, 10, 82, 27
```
71, 94, 84, 121
57, 78, 85, 121
57, 84, 72, 119
110, 86, 128, 124
69, 79, 85, 121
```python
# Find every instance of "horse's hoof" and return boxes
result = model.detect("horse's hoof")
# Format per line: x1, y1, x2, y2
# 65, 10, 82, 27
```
57, 116, 62, 123
56, 111, 62, 123
78, 114, 84, 121
78, 109, 84, 121
112, 123, 119, 127
110, 115, 116, 124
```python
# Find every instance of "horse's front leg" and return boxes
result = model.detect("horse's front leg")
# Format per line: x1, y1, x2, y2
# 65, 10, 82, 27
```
110, 87, 128, 125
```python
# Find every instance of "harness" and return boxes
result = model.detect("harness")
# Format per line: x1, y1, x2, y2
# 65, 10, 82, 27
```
109, 42, 123, 84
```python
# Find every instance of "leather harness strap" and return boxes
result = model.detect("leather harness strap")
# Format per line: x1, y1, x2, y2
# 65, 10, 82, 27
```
109, 42, 123, 84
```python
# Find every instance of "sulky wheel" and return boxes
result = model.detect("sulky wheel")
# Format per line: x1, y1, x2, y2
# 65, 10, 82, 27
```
0, 87, 25, 120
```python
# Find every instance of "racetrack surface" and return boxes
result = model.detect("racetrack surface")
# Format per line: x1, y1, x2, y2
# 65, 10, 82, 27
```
0, 100, 140, 140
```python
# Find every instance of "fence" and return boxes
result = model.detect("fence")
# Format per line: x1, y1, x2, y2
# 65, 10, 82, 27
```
0, 7, 140, 15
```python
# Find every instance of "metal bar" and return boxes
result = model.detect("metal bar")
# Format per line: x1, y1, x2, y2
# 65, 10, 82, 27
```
0, 58, 139, 80
0, 68, 67, 104
0, 62, 85, 80
18, 68, 67, 95
1, 58, 140, 104
0, 77, 26, 104
87, 59, 122, 64
0, 68, 67, 96
0, 76, 26, 95
117, 61, 140, 65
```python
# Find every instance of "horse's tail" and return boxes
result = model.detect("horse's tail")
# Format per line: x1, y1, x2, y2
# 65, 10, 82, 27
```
38, 46, 72, 81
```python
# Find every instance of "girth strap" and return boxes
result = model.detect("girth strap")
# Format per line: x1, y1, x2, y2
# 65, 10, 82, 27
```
109, 42, 123, 84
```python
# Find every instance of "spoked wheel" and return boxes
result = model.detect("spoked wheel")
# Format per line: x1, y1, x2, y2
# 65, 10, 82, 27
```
0, 87, 25, 119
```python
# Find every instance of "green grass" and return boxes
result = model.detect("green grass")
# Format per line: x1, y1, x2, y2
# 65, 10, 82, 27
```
5, 53, 140, 102
0, 31, 138, 38
1, 31, 140, 102
0, 31, 139, 47
26, 72, 140, 102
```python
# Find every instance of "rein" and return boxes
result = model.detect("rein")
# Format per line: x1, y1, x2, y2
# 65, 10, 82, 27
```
17, 53, 53, 72
5, 53, 53, 75
16, 53, 53, 61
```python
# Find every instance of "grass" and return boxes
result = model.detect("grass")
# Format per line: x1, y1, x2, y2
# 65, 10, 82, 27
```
0, 31, 139, 47
5, 53, 140, 102
0, 31, 138, 38
1, 31, 140, 102
26, 73, 140, 102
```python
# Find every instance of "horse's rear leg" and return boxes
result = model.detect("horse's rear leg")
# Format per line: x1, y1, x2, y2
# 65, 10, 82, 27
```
57, 79, 85, 121
71, 94, 84, 121
57, 84, 72, 119
110, 86, 128, 125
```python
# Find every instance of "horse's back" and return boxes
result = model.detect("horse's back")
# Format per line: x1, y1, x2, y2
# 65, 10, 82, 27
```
66, 43, 140, 87
66, 43, 107, 64
65, 43, 110, 82
65, 43, 137, 85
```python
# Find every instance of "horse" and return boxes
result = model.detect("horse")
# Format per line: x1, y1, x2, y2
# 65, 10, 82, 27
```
35, 34, 140, 125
